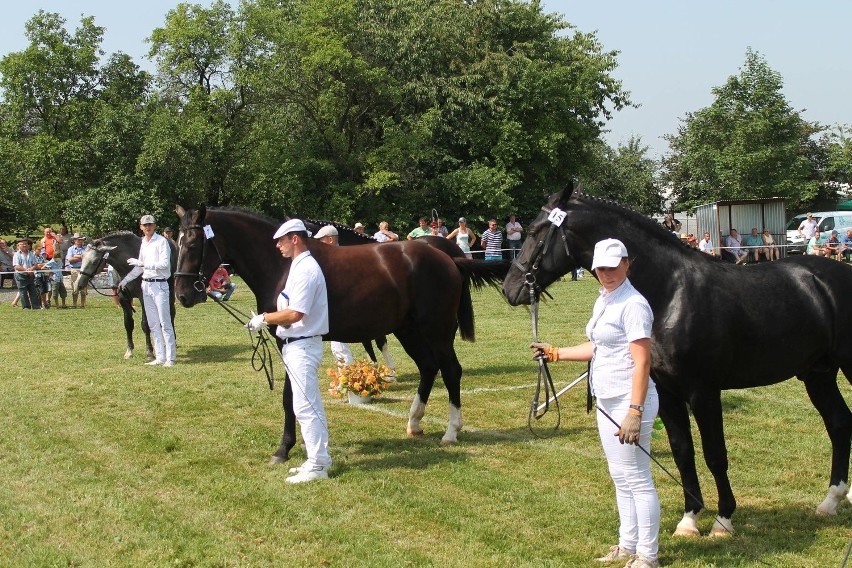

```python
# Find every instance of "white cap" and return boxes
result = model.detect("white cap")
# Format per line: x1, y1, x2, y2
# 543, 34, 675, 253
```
139, 214, 156, 225
314, 225, 338, 239
273, 218, 311, 239
353, 222, 364, 229
591, 238, 628, 270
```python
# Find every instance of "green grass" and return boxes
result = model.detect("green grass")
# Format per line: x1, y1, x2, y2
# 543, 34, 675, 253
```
1, 278, 851, 567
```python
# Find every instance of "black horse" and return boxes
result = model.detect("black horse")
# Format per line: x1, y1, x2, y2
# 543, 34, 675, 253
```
76, 231, 177, 360
174, 205, 508, 464
503, 183, 852, 536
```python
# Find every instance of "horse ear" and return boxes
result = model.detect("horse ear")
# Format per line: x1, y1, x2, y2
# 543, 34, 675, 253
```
176, 205, 186, 218
198, 204, 206, 222
556, 179, 576, 206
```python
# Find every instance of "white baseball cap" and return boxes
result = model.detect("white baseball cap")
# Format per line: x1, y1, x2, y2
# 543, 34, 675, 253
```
314, 225, 338, 239
591, 238, 629, 270
353, 222, 364, 229
273, 218, 311, 239
139, 214, 156, 225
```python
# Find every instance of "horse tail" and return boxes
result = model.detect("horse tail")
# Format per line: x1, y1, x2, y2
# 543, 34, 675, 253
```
452, 258, 511, 342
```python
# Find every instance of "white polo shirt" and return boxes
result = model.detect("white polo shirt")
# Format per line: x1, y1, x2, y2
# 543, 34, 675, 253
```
586, 278, 655, 399
275, 251, 329, 340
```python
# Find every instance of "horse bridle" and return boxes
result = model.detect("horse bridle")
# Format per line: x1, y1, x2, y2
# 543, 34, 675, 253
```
513, 205, 572, 308
174, 223, 223, 293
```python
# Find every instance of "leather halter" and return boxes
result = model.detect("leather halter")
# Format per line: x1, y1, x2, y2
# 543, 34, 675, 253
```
174, 223, 223, 293
513, 205, 572, 305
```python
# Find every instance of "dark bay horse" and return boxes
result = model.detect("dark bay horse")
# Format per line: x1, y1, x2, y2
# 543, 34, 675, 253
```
174, 205, 507, 464
503, 184, 852, 536
76, 231, 177, 360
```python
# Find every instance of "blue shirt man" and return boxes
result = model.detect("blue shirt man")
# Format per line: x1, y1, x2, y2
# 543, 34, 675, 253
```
841, 229, 852, 261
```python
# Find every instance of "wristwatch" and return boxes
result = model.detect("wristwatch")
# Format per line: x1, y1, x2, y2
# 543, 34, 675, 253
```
629, 404, 644, 413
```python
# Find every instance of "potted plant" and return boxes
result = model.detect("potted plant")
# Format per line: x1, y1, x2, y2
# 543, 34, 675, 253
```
327, 360, 394, 404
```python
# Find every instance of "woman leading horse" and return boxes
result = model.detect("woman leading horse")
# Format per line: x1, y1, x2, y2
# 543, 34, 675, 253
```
503, 182, 852, 536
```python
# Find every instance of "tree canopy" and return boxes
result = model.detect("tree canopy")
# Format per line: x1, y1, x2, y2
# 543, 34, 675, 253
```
0, 0, 632, 235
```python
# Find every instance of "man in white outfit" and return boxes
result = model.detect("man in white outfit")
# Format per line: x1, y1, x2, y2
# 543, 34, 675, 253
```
314, 225, 354, 367
120, 214, 177, 367
246, 218, 332, 483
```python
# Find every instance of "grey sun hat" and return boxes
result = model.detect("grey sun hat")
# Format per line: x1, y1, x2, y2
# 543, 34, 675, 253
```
139, 214, 156, 225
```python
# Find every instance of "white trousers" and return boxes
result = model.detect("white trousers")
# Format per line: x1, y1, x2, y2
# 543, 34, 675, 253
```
282, 337, 331, 468
596, 390, 660, 560
142, 281, 176, 363
330, 341, 354, 366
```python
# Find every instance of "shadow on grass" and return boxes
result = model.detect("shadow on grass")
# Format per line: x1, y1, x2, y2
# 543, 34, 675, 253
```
181, 343, 252, 363
663, 503, 849, 565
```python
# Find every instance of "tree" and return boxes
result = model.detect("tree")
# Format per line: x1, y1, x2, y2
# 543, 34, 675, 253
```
662, 48, 821, 212
581, 136, 663, 216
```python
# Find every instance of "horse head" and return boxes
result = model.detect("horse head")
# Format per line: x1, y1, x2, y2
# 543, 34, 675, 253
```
175, 204, 220, 307
503, 181, 586, 305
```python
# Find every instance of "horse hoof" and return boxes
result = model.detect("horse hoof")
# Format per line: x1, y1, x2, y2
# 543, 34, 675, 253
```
708, 527, 733, 538
673, 527, 701, 537
268, 455, 286, 466
815, 506, 837, 516
407, 429, 424, 438
440, 437, 456, 446
124, 351, 133, 360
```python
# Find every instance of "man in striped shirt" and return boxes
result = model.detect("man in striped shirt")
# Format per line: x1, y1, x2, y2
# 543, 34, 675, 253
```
480, 219, 503, 261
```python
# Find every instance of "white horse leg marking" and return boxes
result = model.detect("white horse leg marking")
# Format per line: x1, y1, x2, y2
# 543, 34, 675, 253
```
407, 393, 426, 437
709, 516, 734, 537
441, 403, 463, 446
817, 481, 849, 515
124, 348, 133, 360
673, 511, 701, 537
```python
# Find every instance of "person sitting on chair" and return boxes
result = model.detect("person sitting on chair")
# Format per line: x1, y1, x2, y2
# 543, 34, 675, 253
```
742, 228, 765, 263
208, 264, 237, 301
841, 229, 852, 262
725, 229, 748, 264
807, 230, 826, 256
825, 230, 841, 259
762, 229, 780, 261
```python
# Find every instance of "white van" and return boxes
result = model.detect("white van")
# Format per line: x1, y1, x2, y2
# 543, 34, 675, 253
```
785, 211, 852, 254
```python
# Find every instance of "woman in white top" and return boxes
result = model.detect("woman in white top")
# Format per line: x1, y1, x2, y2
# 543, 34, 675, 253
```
762, 229, 780, 261
446, 217, 475, 258
532, 239, 660, 568
373, 221, 398, 243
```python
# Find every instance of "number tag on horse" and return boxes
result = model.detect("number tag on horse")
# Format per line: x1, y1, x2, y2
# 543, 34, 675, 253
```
548, 208, 567, 227
203, 225, 215, 239
103, 252, 110, 259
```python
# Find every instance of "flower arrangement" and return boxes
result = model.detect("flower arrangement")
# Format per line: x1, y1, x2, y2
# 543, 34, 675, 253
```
327, 360, 394, 399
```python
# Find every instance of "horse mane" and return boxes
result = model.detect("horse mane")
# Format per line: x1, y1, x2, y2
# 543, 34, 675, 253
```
93, 230, 138, 245
574, 192, 720, 259
207, 205, 280, 227
305, 218, 376, 242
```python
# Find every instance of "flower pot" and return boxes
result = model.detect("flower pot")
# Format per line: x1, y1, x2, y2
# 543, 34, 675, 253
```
348, 392, 373, 405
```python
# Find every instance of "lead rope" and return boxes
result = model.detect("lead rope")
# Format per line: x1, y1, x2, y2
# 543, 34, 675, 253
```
526, 273, 560, 438
209, 294, 276, 390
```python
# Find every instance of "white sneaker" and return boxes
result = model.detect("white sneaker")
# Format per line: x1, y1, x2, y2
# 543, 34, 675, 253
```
285, 466, 328, 484
288, 462, 308, 474
163, 361, 176, 367
145, 360, 165, 366
596, 545, 633, 563
625, 554, 659, 568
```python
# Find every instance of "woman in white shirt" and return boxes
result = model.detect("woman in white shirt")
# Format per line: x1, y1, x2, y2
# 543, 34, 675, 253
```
532, 239, 660, 568
373, 221, 398, 243
446, 217, 475, 259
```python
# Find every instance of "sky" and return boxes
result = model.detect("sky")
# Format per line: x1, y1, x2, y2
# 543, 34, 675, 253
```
1, 1, 850, 159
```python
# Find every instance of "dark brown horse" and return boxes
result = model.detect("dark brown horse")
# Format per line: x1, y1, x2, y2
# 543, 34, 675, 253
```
174, 205, 508, 464
503, 183, 852, 537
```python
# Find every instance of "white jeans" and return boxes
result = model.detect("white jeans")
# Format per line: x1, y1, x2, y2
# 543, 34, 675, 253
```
142, 281, 176, 363
282, 337, 331, 468
330, 341, 353, 366
596, 390, 660, 560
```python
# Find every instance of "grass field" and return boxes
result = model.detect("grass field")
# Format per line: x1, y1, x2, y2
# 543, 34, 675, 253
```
1, 278, 851, 567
